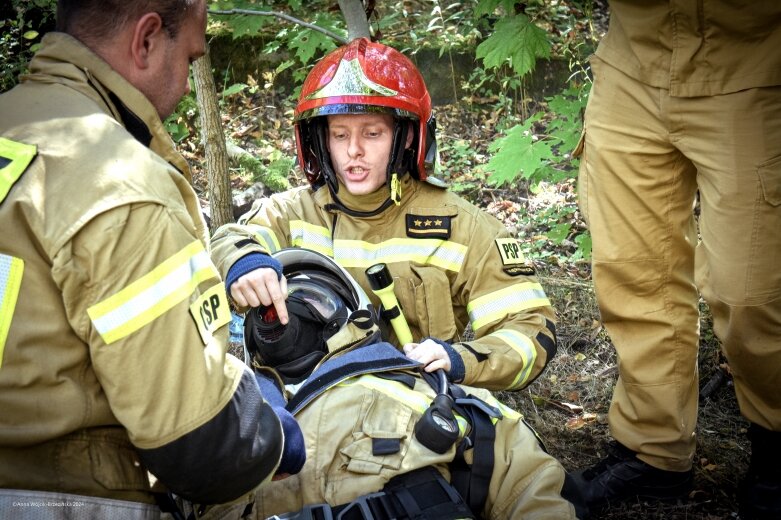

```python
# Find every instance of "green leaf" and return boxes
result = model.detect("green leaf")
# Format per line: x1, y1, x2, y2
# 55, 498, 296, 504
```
23, 30, 39, 40
485, 119, 554, 185
289, 31, 322, 65
286, 14, 343, 66
275, 59, 295, 74
546, 222, 571, 244
229, 14, 269, 38
574, 233, 592, 260
221, 83, 247, 97
476, 15, 551, 77
475, 0, 517, 16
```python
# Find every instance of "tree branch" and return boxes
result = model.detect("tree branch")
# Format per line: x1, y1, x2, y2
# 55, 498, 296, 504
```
208, 9, 348, 45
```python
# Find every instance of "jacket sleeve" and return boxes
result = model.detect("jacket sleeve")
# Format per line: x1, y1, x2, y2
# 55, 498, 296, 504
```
484, 403, 576, 519
450, 211, 557, 391
58, 202, 284, 504
210, 195, 295, 285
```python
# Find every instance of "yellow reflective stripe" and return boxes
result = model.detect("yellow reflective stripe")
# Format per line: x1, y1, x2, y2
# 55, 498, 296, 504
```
334, 238, 466, 272
87, 240, 219, 345
339, 375, 469, 436
0, 137, 36, 203
468, 282, 550, 331
496, 401, 521, 421
488, 329, 537, 390
289, 220, 333, 256
0, 254, 24, 369
245, 223, 281, 253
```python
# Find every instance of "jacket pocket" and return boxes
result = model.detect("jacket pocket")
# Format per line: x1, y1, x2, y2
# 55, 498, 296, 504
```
337, 389, 413, 476
89, 432, 149, 491
398, 264, 457, 341
758, 154, 781, 206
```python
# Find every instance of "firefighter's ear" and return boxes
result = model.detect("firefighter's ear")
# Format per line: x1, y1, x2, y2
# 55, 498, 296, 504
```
129, 12, 165, 70
405, 121, 415, 149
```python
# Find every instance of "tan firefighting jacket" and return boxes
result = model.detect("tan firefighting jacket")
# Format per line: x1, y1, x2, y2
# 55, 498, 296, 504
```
0, 33, 283, 505
596, 0, 781, 96
251, 367, 575, 519
212, 176, 557, 392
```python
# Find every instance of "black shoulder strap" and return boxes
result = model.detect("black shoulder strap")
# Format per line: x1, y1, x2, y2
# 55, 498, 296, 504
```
286, 343, 420, 414
449, 385, 499, 515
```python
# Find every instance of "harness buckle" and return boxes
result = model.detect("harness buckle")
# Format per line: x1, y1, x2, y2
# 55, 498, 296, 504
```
268, 502, 334, 520
336, 491, 390, 520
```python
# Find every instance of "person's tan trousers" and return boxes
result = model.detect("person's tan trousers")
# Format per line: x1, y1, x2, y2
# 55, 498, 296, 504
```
578, 57, 781, 471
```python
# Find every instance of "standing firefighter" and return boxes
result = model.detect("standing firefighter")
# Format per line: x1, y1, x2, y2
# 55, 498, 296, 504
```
573, 1, 781, 518
212, 38, 557, 392
0, 1, 303, 518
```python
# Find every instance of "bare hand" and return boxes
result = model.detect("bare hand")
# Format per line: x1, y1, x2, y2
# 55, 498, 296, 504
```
230, 268, 289, 324
403, 339, 451, 372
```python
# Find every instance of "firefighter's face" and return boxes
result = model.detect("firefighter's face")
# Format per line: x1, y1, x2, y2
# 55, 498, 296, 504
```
326, 113, 395, 196
138, 1, 207, 120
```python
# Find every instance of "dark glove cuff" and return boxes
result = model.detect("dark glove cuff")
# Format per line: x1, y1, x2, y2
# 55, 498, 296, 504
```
424, 336, 465, 383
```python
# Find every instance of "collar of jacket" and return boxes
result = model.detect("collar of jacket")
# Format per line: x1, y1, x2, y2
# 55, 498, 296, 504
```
25, 32, 192, 181
314, 174, 419, 219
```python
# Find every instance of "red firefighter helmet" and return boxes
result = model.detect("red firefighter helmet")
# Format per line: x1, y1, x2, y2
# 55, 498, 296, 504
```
294, 38, 437, 201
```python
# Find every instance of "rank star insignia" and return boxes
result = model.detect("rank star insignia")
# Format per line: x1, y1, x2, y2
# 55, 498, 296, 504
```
406, 213, 452, 239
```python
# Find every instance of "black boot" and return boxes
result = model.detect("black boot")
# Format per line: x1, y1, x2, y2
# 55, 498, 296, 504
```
573, 440, 693, 513
739, 423, 781, 520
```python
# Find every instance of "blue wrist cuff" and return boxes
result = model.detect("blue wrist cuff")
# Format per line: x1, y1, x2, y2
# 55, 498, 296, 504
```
254, 373, 286, 408
226, 253, 283, 289
273, 406, 306, 475
424, 337, 465, 383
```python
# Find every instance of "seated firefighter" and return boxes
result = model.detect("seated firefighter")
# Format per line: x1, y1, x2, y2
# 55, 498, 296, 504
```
240, 248, 582, 519
211, 37, 557, 394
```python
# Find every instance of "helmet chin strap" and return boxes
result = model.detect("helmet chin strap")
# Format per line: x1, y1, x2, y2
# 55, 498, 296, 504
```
318, 120, 412, 218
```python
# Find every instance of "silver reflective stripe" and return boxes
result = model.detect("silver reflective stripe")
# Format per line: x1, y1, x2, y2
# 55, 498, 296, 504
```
289, 220, 334, 256
334, 238, 466, 272
0, 489, 160, 520
245, 223, 281, 253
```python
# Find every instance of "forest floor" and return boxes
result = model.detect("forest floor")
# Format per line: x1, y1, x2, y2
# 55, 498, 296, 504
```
182, 71, 749, 520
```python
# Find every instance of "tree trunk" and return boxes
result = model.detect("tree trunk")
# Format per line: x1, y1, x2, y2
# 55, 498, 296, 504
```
192, 46, 234, 232
338, 0, 370, 40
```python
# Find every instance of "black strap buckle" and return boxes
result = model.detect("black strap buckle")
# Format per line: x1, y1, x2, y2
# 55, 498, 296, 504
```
335, 491, 392, 520
268, 502, 334, 520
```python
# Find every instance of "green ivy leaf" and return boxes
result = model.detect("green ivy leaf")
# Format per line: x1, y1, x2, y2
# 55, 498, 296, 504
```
476, 15, 550, 77
23, 30, 39, 40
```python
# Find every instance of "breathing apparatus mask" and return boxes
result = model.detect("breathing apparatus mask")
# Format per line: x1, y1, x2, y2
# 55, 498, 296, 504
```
244, 248, 380, 384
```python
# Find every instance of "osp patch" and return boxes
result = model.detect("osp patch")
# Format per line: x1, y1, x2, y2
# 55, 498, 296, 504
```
189, 283, 232, 345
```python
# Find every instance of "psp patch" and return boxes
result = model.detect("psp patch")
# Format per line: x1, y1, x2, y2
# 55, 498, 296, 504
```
406, 213, 451, 239
495, 238, 535, 276
189, 283, 232, 345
